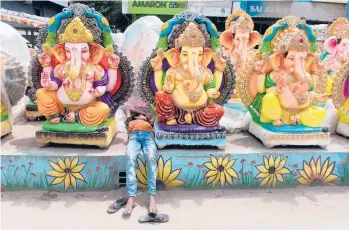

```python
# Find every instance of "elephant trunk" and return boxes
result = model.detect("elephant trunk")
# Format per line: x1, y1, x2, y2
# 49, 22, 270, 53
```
69, 47, 81, 83
188, 53, 202, 83
293, 58, 307, 82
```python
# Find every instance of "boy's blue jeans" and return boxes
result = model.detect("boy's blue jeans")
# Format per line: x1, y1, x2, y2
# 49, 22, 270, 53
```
126, 131, 157, 197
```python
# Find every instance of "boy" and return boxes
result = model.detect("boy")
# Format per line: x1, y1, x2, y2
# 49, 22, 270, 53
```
123, 108, 157, 215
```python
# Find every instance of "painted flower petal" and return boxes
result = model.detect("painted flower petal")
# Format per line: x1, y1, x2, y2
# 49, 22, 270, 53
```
220, 171, 226, 188
48, 160, 64, 173
163, 158, 172, 181
210, 155, 218, 168
274, 156, 281, 168
50, 176, 65, 186
256, 165, 268, 173
298, 170, 310, 180
320, 158, 329, 179
225, 159, 236, 169
204, 170, 218, 178
268, 174, 275, 187
64, 157, 71, 169
226, 168, 238, 179
276, 157, 288, 171
323, 174, 338, 183
137, 182, 147, 189
259, 175, 271, 187
303, 161, 313, 179
222, 155, 230, 167
272, 175, 277, 187
315, 157, 321, 178
71, 173, 85, 182
256, 172, 269, 179
64, 174, 71, 190
70, 174, 76, 189
323, 162, 335, 180
204, 162, 217, 171
136, 168, 148, 185
296, 177, 310, 185
277, 168, 290, 175
206, 175, 216, 185
263, 156, 269, 169
224, 171, 233, 185
157, 156, 164, 180
70, 157, 79, 168
309, 157, 317, 178
275, 173, 284, 183
269, 156, 275, 167
167, 179, 185, 187
57, 157, 66, 170
137, 158, 147, 179
47, 171, 66, 178
165, 169, 181, 184
217, 156, 223, 166
212, 172, 221, 187
71, 163, 86, 173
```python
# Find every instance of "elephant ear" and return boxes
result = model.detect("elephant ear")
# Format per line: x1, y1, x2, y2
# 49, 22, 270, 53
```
165, 48, 181, 68
52, 44, 67, 63
270, 52, 284, 71
323, 36, 338, 54
306, 53, 315, 70
89, 43, 105, 65
219, 30, 234, 51
202, 48, 215, 67
248, 31, 262, 49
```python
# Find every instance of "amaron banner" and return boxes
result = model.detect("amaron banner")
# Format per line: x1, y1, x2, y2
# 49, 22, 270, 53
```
128, 0, 186, 15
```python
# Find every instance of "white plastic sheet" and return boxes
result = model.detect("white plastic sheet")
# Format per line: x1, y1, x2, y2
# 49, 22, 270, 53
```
120, 16, 163, 108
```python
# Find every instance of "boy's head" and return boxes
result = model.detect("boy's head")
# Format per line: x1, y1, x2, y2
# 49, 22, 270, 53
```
134, 113, 148, 121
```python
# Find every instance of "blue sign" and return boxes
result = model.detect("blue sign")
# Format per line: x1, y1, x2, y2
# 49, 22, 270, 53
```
347, 1, 349, 19
240, 0, 265, 17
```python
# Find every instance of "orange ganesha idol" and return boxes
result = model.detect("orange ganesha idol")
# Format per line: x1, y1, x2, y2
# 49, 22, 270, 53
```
28, 3, 134, 148
139, 11, 235, 149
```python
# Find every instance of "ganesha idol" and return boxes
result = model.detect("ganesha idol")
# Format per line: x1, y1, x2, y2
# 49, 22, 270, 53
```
321, 18, 349, 99
28, 4, 134, 148
238, 16, 330, 148
220, 10, 261, 90
139, 11, 235, 149
332, 60, 349, 137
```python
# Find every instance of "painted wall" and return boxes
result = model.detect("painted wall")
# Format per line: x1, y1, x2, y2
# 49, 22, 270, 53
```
1, 152, 349, 191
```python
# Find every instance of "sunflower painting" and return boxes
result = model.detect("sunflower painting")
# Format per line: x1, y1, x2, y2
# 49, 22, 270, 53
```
46, 157, 86, 189
203, 155, 239, 187
136, 156, 185, 189
296, 157, 338, 186
255, 155, 290, 188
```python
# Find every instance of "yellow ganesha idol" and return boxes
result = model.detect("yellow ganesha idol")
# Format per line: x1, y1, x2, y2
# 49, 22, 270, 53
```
238, 16, 330, 148
139, 11, 235, 149
332, 60, 349, 137
28, 4, 134, 147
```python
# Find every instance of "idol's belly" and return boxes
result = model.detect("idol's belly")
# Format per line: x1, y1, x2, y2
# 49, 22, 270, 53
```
278, 89, 310, 109
57, 82, 96, 105
172, 85, 208, 111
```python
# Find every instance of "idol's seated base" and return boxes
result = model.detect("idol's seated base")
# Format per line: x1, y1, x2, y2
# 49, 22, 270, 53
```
1, 119, 11, 138
25, 101, 44, 121
36, 119, 117, 148
249, 120, 330, 149
154, 122, 226, 149
337, 122, 349, 138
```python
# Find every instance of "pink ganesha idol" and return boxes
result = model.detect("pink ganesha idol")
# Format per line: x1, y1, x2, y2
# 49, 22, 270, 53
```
321, 18, 349, 98
28, 4, 134, 148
